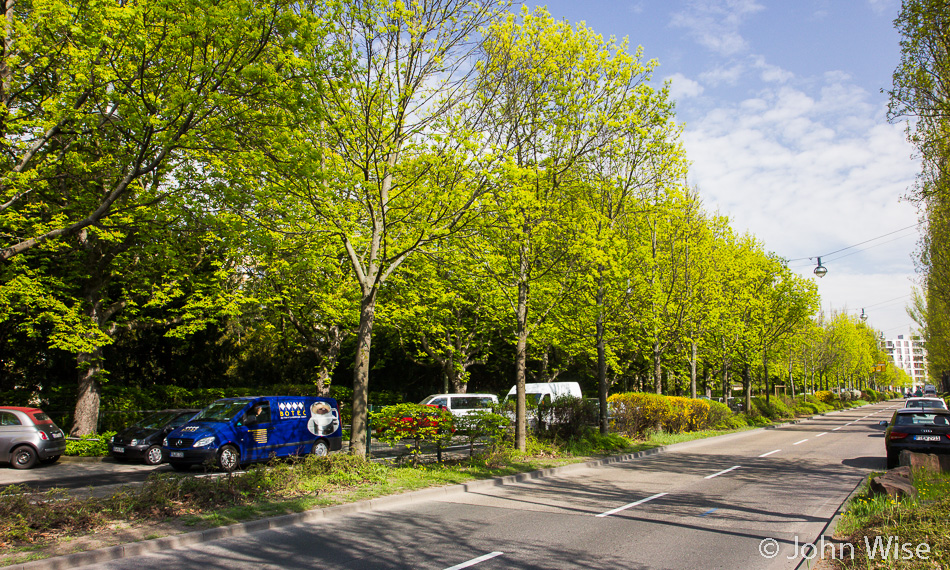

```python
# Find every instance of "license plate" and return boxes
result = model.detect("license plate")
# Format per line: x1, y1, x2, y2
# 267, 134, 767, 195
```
50, 432, 62, 439
113, 446, 125, 453
170, 451, 184, 458
915, 435, 941, 442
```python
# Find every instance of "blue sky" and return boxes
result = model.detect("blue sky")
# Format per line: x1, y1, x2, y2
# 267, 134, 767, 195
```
532, 0, 921, 338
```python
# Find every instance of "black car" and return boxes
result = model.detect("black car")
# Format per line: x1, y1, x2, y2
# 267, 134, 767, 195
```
110, 409, 199, 465
880, 408, 950, 468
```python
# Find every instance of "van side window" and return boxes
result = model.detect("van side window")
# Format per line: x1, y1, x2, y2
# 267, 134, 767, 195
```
246, 403, 272, 425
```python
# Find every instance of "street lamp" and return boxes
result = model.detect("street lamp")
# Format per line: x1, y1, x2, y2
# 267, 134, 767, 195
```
814, 257, 828, 278
860, 308, 867, 321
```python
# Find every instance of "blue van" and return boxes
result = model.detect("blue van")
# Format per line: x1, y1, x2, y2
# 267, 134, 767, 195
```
162, 396, 343, 472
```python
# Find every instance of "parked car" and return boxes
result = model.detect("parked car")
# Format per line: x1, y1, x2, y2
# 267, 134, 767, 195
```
418, 394, 498, 416
109, 409, 199, 465
880, 408, 950, 468
0, 407, 67, 469
904, 397, 947, 410
163, 396, 343, 472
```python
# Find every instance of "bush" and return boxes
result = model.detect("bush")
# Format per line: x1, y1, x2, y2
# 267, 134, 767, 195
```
371, 403, 454, 462
65, 431, 116, 456
536, 395, 597, 439
716, 415, 748, 430
608, 393, 673, 438
751, 397, 793, 420
706, 400, 733, 429
454, 409, 510, 455
814, 390, 835, 404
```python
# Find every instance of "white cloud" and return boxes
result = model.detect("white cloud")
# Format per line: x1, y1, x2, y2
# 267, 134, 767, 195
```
666, 73, 705, 99
683, 73, 921, 333
670, 0, 764, 56
752, 56, 793, 84
699, 63, 747, 86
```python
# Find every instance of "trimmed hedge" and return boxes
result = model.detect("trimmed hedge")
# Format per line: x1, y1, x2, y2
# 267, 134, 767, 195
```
607, 392, 735, 437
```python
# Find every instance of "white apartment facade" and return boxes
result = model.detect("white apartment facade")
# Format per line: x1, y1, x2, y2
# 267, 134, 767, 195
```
882, 334, 929, 387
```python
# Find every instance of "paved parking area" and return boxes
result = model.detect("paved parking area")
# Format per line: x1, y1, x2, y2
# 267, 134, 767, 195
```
0, 457, 173, 493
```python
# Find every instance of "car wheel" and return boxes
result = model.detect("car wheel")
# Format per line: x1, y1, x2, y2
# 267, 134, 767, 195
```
41, 455, 60, 464
144, 445, 165, 466
311, 440, 329, 457
217, 445, 240, 472
170, 462, 191, 472
886, 449, 899, 469
12, 445, 37, 469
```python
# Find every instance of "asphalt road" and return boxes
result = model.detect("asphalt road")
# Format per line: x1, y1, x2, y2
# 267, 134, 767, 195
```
71, 401, 900, 570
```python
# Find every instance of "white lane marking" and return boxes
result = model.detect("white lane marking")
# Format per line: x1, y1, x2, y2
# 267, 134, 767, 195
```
832, 427, 843, 431
596, 492, 668, 517
758, 449, 781, 457
793, 439, 808, 445
705, 465, 741, 479
815, 432, 828, 437
443, 552, 504, 570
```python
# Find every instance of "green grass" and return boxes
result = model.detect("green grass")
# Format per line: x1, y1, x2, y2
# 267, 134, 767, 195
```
834, 469, 950, 569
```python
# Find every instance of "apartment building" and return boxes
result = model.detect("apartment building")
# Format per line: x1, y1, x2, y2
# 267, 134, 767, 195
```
881, 334, 929, 386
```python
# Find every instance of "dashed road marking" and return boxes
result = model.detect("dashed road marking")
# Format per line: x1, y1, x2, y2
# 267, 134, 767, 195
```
596, 492, 668, 517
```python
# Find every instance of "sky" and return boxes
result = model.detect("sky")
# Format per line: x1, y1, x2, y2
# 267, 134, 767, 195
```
530, 0, 922, 339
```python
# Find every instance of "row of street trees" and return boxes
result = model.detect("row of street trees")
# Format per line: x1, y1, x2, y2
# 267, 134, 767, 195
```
0, 0, 893, 453
889, 0, 950, 390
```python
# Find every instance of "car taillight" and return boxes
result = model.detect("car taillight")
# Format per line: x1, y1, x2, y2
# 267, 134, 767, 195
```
38, 431, 48, 440
889, 432, 909, 440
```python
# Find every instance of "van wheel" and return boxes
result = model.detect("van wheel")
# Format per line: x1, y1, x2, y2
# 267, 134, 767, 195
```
217, 445, 240, 472
12, 446, 37, 469
311, 440, 329, 457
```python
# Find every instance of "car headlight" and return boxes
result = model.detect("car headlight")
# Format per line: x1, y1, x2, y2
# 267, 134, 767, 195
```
129, 439, 140, 446
110, 435, 115, 443
163, 437, 169, 447
194, 436, 215, 448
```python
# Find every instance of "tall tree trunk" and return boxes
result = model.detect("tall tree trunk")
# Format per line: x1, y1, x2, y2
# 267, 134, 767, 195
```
690, 339, 698, 399
71, 348, 103, 436
763, 345, 771, 404
653, 341, 662, 395
514, 278, 529, 452
743, 364, 752, 415
596, 281, 608, 435
349, 288, 377, 457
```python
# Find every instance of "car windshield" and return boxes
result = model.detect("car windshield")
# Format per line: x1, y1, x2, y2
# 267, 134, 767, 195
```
895, 413, 950, 426
192, 401, 248, 423
133, 411, 181, 430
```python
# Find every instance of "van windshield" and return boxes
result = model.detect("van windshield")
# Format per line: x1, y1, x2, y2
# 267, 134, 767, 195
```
192, 401, 249, 423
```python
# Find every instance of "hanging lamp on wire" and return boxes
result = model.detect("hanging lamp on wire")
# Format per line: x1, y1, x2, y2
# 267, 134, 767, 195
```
814, 257, 828, 278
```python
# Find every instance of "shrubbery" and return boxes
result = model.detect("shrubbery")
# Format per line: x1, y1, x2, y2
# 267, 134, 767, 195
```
607, 393, 736, 437
64, 431, 116, 456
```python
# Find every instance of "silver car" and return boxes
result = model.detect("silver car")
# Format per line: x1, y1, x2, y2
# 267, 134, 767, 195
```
0, 407, 67, 469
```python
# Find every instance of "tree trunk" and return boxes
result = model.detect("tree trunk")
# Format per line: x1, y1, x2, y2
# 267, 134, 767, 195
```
763, 345, 770, 404
690, 340, 698, 399
514, 278, 529, 452
596, 282, 608, 434
71, 349, 103, 436
743, 364, 752, 414
349, 288, 377, 457
653, 341, 662, 395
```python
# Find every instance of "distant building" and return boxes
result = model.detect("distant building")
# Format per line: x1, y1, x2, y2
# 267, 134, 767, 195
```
881, 334, 929, 386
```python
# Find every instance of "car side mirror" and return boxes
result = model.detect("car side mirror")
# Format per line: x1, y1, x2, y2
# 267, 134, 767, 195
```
879, 421, 888, 427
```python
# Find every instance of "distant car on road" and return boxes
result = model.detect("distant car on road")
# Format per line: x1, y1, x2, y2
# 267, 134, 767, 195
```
109, 409, 199, 465
0, 407, 67, 469
923, 384, 938, 397
880, 408, 950, 468
904, 397, 947, 410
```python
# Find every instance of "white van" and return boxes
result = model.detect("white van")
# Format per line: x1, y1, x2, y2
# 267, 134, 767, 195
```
504, 382, 583, 406
419, 394, 498, 416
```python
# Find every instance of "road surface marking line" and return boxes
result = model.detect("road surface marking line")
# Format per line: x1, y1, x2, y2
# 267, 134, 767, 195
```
705, 466, 741, 479
815, 432, 828, 437
793, 439, 808, 445
832, 427, 843, 431
596, 492, 668, 517
758, 449, 781, 457
443, 552, 504, 570
699, 508, 718, 517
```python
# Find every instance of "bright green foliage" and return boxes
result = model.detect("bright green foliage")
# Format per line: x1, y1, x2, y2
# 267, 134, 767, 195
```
454, 409, 510, 455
